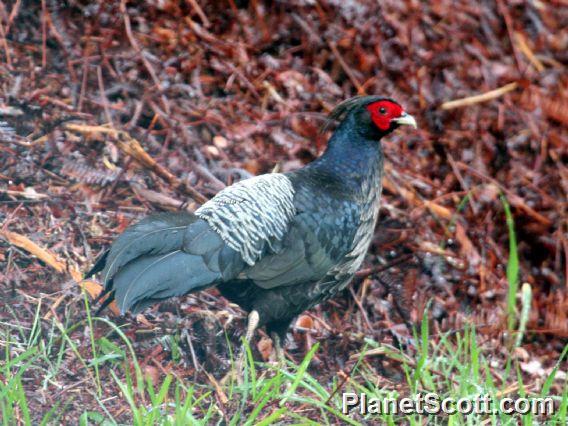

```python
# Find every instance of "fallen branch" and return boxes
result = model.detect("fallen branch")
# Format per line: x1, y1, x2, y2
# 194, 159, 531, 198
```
0, 230, 117, 313
65, 123, 209, 204
440, 82, 518, 110
384, 164, 452, 220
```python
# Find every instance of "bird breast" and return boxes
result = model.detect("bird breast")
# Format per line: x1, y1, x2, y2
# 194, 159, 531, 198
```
330, 165, 383, 282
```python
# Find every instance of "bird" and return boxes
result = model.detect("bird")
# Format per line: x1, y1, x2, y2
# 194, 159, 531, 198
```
86, 95, 417, 363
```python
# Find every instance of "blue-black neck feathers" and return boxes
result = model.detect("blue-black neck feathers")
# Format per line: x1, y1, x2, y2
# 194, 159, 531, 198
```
306, 101, 388, 194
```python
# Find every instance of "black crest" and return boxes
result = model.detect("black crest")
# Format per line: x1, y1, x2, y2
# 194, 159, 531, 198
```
320, 95, 396, 133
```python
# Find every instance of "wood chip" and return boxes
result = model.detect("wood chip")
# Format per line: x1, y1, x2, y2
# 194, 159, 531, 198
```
441, 82, 518, 110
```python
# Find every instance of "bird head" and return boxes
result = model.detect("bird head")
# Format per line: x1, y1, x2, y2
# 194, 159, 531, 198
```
323, 96, 417, 139
366, 99, 417, 132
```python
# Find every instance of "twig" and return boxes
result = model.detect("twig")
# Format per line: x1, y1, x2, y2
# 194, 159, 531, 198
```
185, 17, 231, 53
291, 13, 322, 44
5, 0, 21, 34
447, 152, 478, 214
0, 230, 109, 312
355, 253, 414, 279
0, 188, 48, 200
456, 161, 552, 226
41, 0, 47, 68
130, 182, 197, 212
182, 329, 201, 373
325, 369, 352, 405
348, 287, 373, 330
146, 100, 226, 191
348, 346, 461, 386
0, 15, 12, 68
120, 0, 159, 89
563, 237, 568, 290
204, 370, 229, 406
45, 0, 74, 59
383, 164, 453, 219
186, 0, 210, 27
65, 123, 209, 204
514, 32, 544, 72
78, 52, 90, 112
120, 0, 170, 115
496, 0, 524, 73
223, 60, 261, 99
97, 66, 114, 127
440, 82, 518, 110
328, 41, 363, 94
190, 162, 226, 191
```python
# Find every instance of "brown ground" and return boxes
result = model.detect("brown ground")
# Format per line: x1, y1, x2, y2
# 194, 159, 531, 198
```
0, 0, 566, 421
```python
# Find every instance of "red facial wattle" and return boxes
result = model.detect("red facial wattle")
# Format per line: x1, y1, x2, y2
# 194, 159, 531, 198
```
366, 100, 404, 131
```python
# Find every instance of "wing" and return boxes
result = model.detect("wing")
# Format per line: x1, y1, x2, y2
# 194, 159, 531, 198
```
196, 172, 364, 292
195, 173, 296, 266
243, 179, 362, 289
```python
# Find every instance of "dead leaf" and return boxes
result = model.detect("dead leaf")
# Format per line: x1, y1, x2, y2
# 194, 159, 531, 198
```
296, 314, 314, 330
257, 337, 273, 361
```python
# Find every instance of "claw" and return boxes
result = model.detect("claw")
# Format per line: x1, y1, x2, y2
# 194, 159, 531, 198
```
220, 310, 260, 385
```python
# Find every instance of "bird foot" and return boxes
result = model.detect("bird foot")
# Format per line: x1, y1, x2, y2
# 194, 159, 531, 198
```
220, 365, 239, 386
220, 352, 246, 385
269, 332, 288, 374
220, 310, 259, 386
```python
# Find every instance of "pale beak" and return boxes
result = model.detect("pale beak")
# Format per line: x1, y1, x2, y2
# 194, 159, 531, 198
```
393, 112, 417, 129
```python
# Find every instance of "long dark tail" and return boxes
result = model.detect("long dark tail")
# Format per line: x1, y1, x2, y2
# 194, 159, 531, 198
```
86, 212, 243, 314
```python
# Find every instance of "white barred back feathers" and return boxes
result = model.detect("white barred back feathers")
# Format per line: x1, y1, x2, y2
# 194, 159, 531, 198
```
195, 174, 296, 265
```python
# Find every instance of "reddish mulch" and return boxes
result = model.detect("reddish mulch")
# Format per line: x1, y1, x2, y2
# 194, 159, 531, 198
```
0, 0, 566, 421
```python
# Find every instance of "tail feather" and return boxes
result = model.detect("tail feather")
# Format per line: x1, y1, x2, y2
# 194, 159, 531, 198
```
113, 251, 221, 313
85, 249, 109, 279
98, 213, 196, 289
95, 290, 115, 315
87, 212, 244, 314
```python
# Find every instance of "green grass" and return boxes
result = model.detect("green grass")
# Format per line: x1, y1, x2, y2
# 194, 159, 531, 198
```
1, 303, 566, 425
501, 194, 520, 334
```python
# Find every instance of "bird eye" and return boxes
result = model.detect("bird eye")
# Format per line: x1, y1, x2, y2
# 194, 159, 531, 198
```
379, 107, 387, 115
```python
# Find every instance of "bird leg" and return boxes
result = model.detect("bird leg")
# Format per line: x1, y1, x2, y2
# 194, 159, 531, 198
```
222, 310, 259, 384
270, 331, 287, 370
244, 310, 260, 344
236, 310, 260, 381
